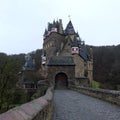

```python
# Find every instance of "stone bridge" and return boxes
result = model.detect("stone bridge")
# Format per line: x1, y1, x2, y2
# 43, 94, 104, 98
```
53, 89, 120, 120
0, 86, 120, 120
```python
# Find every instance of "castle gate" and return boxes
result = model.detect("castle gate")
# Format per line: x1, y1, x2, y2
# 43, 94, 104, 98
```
47, 56, 75, 88
55, 72, 68, 89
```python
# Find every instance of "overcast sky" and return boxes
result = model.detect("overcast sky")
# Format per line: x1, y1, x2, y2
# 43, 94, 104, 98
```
0, 0, 120, 54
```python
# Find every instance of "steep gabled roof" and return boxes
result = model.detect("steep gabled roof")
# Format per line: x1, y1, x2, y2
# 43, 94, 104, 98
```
47, 56, 75, 66
80, 45, 91, 61
65, 21, 75, 35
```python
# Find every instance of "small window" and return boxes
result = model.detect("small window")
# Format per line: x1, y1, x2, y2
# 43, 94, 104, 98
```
68, 43, 70, 46
76, 48, 79, 51
72, 48, 74, 51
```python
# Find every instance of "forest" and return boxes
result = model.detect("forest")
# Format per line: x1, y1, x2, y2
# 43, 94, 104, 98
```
0, 45, 120, 112
93, 45, 120, 89
0, 49, 42, 113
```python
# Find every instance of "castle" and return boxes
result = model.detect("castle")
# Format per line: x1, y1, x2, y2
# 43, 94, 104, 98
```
41, 19, 93, 88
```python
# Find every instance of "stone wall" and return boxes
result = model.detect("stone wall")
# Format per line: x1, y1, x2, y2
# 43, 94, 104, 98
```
60, 37, 72, 56
47, 65, 75, 86
0, 87, 54, 120
87, 61, 93, 86
70, 86, 120, 106
75, 78, 89, 87
73, 54, 85, 78
43, 32, 65, 58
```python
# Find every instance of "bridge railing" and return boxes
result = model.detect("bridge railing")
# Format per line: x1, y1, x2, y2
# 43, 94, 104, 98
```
70, 85, 120, 106
0, 86, 54, 120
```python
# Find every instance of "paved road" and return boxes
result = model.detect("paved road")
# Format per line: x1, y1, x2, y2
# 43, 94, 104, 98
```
53, 90, 120, 120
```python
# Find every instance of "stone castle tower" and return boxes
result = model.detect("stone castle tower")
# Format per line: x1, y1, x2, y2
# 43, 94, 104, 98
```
41, 19, 93, 88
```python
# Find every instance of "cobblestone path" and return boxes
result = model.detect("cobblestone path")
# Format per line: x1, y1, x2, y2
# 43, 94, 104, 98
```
53, 90, 120, 120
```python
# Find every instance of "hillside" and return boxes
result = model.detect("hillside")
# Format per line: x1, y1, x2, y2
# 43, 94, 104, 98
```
93, 45, 120, 89
0, 45, 120, 91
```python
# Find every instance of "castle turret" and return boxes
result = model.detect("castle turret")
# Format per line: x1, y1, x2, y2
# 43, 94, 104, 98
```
51, 20, 58, 33
65, 20, 75, 35
58, 19, 63, 34
23, 54, 35, 70
65, 20, 76, 41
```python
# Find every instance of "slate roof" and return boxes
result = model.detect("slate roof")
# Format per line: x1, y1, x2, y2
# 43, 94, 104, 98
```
65, 21, 75, 35
47, 56, 75, 66
80, 45, 91, 61
72, 36, 79, 47
76, 32, 82, 45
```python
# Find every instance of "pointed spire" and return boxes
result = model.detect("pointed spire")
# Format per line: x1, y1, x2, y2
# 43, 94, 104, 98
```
65, 20, 75, 35
53, 20, 56, 27
76, 32, 82, 45
48, 22, 52, 31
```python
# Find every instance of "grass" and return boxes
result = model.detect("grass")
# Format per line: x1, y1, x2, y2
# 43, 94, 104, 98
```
92, 80, 100, 89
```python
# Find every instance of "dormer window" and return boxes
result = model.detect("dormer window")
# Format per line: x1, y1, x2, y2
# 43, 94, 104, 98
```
51, 27, 57, 32
71, 47, 79, 54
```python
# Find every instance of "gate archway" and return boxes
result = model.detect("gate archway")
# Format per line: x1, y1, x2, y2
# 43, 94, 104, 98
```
55, 72, 68, 89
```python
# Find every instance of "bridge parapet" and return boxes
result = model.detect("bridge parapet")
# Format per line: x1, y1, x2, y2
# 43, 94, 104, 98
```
70, 86, 120, 105
0, 87, 54, 120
